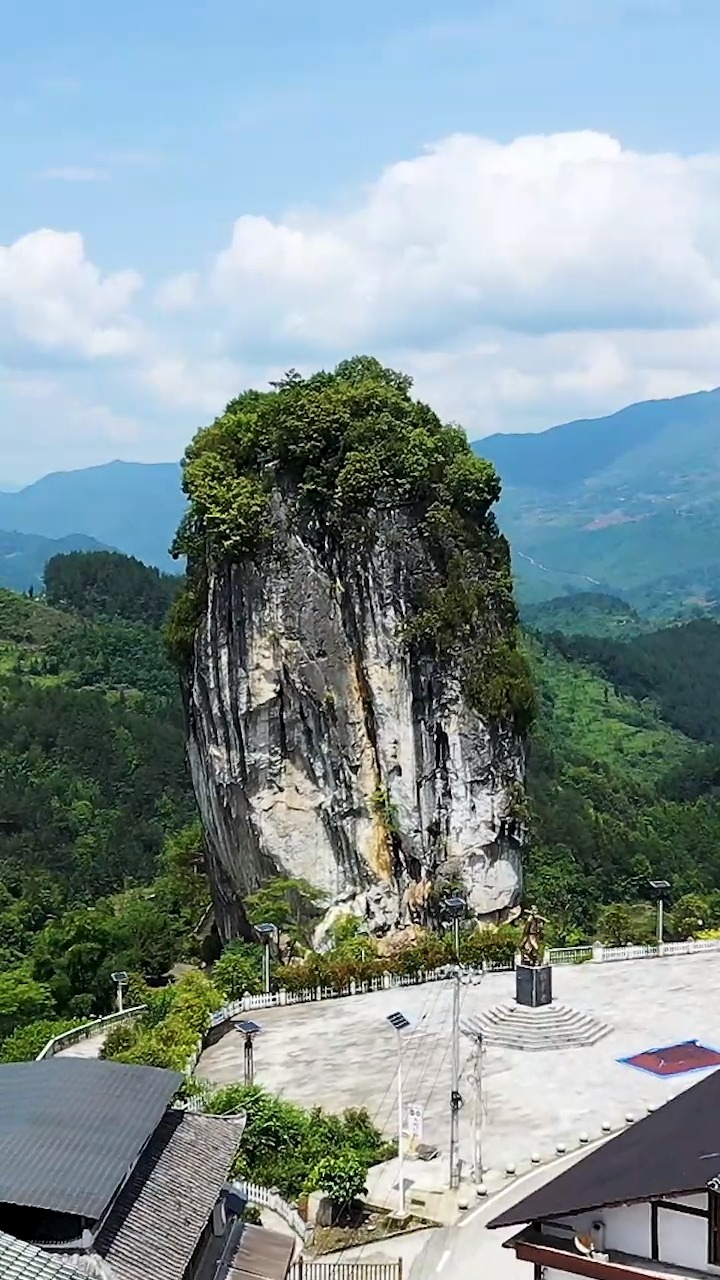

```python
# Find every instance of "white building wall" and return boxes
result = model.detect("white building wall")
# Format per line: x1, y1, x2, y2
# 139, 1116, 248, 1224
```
604, 1203, 650, 1255
530, 1193, 720, 1278
657, 1205, 708, 1271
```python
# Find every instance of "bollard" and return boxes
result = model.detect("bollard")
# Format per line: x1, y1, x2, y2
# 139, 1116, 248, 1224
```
579, 1132, 589, 1144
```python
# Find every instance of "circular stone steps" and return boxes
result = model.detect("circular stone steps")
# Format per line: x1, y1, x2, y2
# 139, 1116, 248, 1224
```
461, 1002, 612, 1051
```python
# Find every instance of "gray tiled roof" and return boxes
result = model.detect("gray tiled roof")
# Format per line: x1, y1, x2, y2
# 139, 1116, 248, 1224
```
0, 1230, 88, 1280
0, 1059, 183, 1220
95, 1111, 244, 1280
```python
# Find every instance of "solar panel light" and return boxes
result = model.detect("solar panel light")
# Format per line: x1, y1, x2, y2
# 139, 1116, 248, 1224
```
235, 1020, 262, 1037
649, 880, 670, 892
111, 971, 129, 984
256, 922, 276, 935
443, 895, 466, 917
387, 1011, 411, 1032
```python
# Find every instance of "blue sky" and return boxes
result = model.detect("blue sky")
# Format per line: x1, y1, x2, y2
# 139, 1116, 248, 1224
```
2, 0, 720, 482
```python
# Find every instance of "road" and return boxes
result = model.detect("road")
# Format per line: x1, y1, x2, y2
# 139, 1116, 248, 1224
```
319, 1145, 596, 1279
54, 1033, 107, 1059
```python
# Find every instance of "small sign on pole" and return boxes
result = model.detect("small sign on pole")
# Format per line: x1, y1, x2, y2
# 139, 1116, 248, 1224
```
406, 1102, 424, 1146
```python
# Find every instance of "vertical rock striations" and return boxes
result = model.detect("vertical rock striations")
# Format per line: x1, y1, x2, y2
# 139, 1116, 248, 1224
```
170, 357, 534, 942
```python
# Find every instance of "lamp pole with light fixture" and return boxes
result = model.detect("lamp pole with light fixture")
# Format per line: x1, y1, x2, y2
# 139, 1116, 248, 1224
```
110, 971, 128, 1014
235, 1019, 262, 1085
443, 895, 466, 1189
649, 880, 670, 947
387, 1011, 410, 1218
256, 923, 277, 994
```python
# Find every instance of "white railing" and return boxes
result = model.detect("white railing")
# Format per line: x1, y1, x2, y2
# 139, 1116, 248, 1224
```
35, 1006, 147, 1060
39, 936, 720, 1060
548, 946, 594, 965
289, 1263, 401, 1280
209, 965, 468, 1026
232, 1179, 311, 1242
597, 943, 657, 963
209, 937, 720, 1030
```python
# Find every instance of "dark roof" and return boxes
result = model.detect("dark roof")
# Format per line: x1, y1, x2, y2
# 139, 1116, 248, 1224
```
219, 1222, 295, 1280
0, 1231, 89, 1280
0, 1059, 182, 1220
489, 1065, 720, 1229
95, 1110, 245, 1280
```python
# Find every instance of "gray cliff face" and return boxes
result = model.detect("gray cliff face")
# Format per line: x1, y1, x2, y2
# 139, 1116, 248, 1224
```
187, 509, 526, 942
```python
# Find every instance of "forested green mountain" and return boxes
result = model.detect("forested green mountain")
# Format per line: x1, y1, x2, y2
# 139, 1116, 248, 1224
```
521, 591, 649, 637
476, 386, 720, 613
0, 558, 206, 1046
0, 461, 184, 572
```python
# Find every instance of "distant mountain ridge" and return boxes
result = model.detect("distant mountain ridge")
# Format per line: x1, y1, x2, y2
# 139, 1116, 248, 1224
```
0, 530, 110, 593
474, 385, 720, 611
6, 383, 720, 614
0, 460, 184, 574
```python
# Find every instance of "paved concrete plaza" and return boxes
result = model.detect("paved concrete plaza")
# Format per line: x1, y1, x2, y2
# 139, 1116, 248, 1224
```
197, 953, 720, 1175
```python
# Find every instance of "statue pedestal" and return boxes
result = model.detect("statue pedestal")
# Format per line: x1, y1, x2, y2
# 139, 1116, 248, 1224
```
516, 963, 552, 1008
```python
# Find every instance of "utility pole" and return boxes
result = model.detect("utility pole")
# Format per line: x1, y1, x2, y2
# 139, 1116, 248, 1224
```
449, 966, 462, 1189
471, 1031, 484, 1184
649, 880, 670, 948
387, 1012, 410, 1217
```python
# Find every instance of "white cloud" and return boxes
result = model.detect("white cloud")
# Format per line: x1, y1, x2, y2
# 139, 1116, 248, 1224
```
40, 166, 109, 183
205, 131, 720, 349
0, 229, 142, 358
154, 271, 201, 313
401, 324, 720, 438
142, 355, 248, 414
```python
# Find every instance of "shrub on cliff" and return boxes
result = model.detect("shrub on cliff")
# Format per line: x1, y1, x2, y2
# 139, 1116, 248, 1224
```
169, 356, 533, 730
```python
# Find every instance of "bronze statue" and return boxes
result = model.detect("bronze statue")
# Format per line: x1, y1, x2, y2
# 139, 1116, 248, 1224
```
519, 904, 547, 967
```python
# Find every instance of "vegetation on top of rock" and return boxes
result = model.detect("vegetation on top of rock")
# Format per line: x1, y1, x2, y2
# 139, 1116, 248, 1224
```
170, 355, 533, 729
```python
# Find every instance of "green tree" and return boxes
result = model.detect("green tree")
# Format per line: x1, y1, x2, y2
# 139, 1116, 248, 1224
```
671, 893, 710, 940
307, 1152, 368, 1206
245, 878, 327, 942
0, 969, 53, 1039
213, 944, 263, 998
0, 1017, 76, 1062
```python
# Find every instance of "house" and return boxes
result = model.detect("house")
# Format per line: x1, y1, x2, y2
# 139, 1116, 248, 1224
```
488, 1065, 720, 1280
0, 1057, 292, 1280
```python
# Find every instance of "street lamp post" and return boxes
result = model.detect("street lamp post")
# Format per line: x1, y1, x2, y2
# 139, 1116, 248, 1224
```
443, 895, 466, 1190
235, 1019, 262, 1085
256, 923, 276, 994
444, 894, 466, 962
649, 880, 670, 947
387, 1011, 411, 1218
110, 971, 128, 1014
